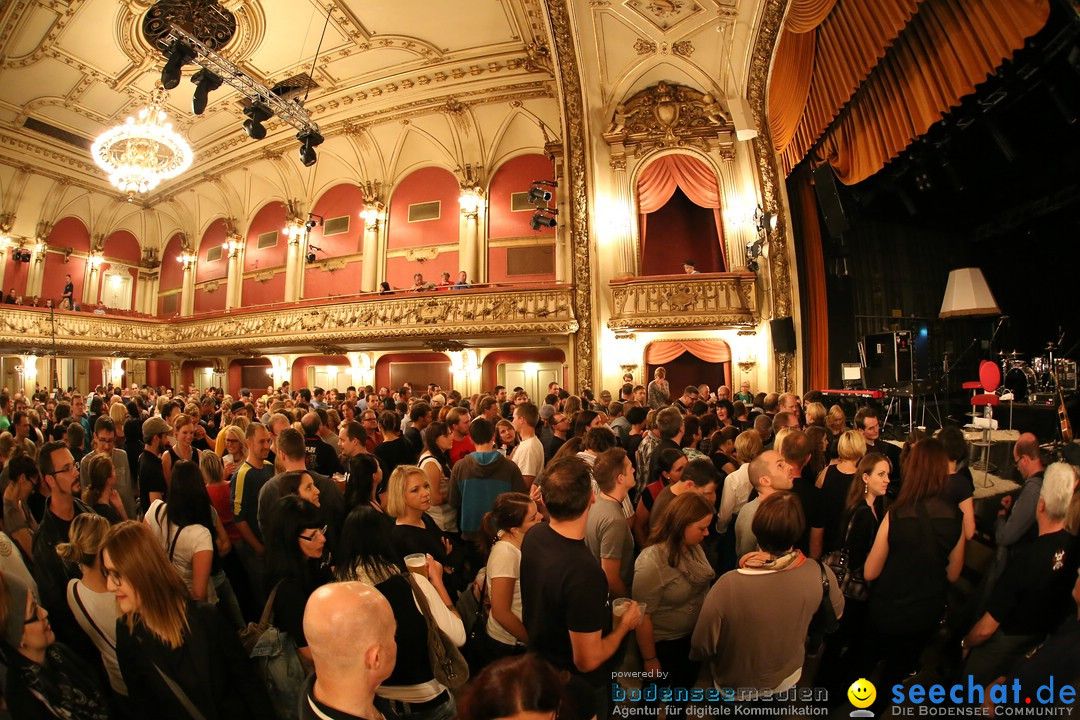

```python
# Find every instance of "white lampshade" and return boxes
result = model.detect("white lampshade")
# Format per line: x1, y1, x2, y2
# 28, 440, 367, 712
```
939, 267, 1000, 319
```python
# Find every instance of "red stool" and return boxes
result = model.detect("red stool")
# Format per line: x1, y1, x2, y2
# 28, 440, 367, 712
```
970, 393, 1000, 487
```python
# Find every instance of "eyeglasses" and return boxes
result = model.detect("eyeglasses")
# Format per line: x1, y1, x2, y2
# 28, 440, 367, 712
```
104, 567, 123, 585
49, 463, 76, 477
298, 525, 327, 541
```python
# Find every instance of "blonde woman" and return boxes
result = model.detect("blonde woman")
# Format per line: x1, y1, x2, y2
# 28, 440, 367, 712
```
811, 430, 867, 559
219, 425, 246, 480
102, 521, 272, 718
59, 513, 128, 703
386, 465, 462, 593
162, 414, 200, 484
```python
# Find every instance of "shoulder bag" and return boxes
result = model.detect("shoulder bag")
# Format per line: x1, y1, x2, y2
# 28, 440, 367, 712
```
824, 509, 872, 602
405, 572, 470, 689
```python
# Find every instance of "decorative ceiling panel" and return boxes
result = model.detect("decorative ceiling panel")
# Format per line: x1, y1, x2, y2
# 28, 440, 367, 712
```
5, 6, 57, 59
54, 0, 132, 76
623, 0, 705, 33
353, 0, 519, 50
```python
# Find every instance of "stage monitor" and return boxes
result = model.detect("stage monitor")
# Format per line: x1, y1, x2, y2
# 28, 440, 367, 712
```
841, 363, 863, 389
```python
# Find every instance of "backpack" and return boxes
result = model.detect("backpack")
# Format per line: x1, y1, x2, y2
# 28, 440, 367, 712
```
239, 581, 311, 720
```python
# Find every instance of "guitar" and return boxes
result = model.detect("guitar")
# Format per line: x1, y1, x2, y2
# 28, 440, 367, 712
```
1058, 389, 1073, 443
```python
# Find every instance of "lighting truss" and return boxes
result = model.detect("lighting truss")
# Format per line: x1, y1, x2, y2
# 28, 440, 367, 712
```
162, 24, 319, 138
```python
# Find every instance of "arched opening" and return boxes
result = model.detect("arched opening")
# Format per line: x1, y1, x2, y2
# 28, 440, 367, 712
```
644, 339, 732, 397
374, 352, 452, 393
637, 154, 727, 274
228, 358, 271, 396
481, 349, 566, 400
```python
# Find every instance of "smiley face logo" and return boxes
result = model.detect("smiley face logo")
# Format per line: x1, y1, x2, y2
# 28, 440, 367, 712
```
847, 678, 876, 709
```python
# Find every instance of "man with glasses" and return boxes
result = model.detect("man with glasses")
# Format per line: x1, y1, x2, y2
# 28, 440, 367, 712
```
542, 411, 570, 464
32, 440, 93, 649
79, 416, 135, 519
358, 410, 382, 454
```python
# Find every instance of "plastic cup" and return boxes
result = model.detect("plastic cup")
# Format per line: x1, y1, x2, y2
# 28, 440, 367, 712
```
613, 597, 633, 622
405, 554, 428, 577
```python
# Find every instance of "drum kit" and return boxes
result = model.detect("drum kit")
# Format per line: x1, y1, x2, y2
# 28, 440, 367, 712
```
998, 343, 1078, 403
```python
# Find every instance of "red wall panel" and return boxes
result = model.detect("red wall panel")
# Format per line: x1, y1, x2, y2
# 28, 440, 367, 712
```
304, 261, 363, 300
227, 358, 271, 396
242, 272, 286, 307
385, 251, 459, 291
374, 352, 451, 391
2, 254, 31, 299
244, 202, 287, 272
147, 360, 172, 389
387, 167, 460, 250
193, 284, 226, 313
486, 245, 556, 284
180, 360, 211, 388
488, 154, 556, 240
481, 349, 566, 393
196, 219, 229, 284
310, 184, 365, 257
38, 217, 90, 304
88, 359, 104, 389
291, 355, 350, 390
104, 230, 141, 264
158, 233, 185, 292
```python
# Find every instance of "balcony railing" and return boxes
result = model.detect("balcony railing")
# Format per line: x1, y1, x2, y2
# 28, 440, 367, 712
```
0, 283, 578, 354
607, 273, 758, 332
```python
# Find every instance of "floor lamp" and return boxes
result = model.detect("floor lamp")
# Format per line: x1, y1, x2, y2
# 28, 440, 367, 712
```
939, 267, 1002, 420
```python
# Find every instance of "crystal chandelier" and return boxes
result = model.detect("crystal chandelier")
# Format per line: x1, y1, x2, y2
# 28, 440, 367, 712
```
91, 87, 193, 200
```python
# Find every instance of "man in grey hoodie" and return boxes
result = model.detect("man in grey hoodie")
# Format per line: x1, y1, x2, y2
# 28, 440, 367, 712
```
449, 417, 527, 541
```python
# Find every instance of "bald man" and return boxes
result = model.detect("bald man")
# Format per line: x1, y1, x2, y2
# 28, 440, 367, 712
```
302, 582, 397, 720
735, 449, 795, 557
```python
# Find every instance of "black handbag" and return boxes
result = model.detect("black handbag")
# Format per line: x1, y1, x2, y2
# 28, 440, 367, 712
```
805, 559, 839, 654
824, 511, 872, 602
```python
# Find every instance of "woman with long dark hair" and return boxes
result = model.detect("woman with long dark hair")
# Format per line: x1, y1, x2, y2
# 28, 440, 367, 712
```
864, 438, 963, 705
262, 496, 334, 663
419, 420, 456, 533
475, 492, 541, 667
343, 453, 385, 514
336, 505, 465, 720
102, 521, 271, 719
632, 448, 688, 548
810, 430, 867, 559
144, 460, 220, 604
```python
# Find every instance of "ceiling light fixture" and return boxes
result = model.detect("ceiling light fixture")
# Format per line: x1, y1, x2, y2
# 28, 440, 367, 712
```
160, 41, 195, 90
90, 86, 193, 200
191, 69, 223, 115
242, 105, 273, 140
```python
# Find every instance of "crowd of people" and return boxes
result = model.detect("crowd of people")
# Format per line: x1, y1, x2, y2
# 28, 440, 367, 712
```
0, 371, 1078, 719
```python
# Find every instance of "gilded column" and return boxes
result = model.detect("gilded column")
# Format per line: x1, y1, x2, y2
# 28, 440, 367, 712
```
283, 219, 306, 302
458, 186, 482, 283
609, 154, 636, 276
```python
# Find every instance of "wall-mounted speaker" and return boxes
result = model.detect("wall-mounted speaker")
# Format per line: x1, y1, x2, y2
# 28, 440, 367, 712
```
812, 164, 850, 239
771, 316, 797, 354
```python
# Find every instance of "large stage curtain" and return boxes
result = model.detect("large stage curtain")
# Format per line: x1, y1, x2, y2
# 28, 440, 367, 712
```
784, 0, 838, 34
789, 165, 829, 391
777, 0, 924, 175
769, 29, 816, 155
637, 155, 726, 270
820, 0, 1050, 184
645, 340, 732, 389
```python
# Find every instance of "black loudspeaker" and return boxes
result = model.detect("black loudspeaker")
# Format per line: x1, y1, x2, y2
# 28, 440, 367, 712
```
864, 331, 913, 388
771, 317, 797, 354
813, 164, 850, 239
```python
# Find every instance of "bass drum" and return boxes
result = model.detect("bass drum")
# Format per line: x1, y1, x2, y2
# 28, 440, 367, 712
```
1003, 366, 1038, 402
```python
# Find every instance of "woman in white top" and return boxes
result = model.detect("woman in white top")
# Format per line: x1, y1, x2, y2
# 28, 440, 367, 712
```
477, 492, 541, 667
144, 460, 219, 604
58, 513, 129, 703
419, 421, 457, 533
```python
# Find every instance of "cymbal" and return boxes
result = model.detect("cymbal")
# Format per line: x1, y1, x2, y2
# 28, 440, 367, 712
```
1008, 350, 1024, 358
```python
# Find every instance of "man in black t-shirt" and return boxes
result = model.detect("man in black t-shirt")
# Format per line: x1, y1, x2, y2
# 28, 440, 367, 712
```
962, 464, 1079, 685
521, 456, 641, 716
301, 412, 343, 476
138, 416, 171, 511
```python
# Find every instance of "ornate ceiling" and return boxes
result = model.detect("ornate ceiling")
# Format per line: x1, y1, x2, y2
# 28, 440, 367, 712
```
0, 0, 768, 248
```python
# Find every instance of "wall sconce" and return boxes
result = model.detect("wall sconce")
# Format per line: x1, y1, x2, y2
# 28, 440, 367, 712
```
177, 251, 198, 269
284, 218, 308, 243
63, 247, 74, 263
754, 205, 778, 234
87, 253, 105, 269
222, 237, 243, 256
737, 354, 757, 373
459, 187, 482, 216
360, 201, 385, 229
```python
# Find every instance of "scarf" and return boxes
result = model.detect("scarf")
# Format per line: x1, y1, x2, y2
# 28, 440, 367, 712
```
738, 548, 804, 572
14, 644, 110, 720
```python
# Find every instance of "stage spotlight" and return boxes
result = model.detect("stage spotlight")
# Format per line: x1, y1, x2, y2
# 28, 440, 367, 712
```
530, 209, 557, 230
305, 244, 321, 264
161, 42, 196, 90
305, 219, 317, 230
306, 251, 316, 263
528, 187, 552, 204
191, 69, 222, 115
243, 105, 273, 140
297, 129, 324, 167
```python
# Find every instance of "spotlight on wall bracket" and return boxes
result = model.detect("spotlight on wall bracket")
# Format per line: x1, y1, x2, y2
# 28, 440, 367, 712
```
305, 213, 324, 230
160, 41, 196, 90
530, 207, 557, 231
306, 245, 322, 264
298, 129, 325, 167
190, 69, 222, 115
243, 104, 273, 140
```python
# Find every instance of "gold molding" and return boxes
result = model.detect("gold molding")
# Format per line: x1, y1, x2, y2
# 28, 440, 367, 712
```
545, 0, 593, 392
0, 286, 578, 355
747, 0, 793, 392
607, 274, 758, 332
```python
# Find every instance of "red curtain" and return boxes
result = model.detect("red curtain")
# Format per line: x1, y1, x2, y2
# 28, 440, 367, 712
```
785, 0, 838, 33
645, 340, 732, 389
789, 165, 829, 391
637, 155, 727, 270
769, 29, 817, 154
